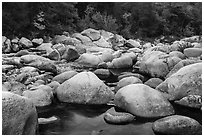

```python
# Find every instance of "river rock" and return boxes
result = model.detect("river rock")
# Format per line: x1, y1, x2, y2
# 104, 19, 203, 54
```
3, 81, 26, 96
174, 95, 202, 109
114, 84, 175, 118
166, 59, 201, 78
19, 37, 33, 48
23, 85, 53, 107
20, 66, 39, 73
98, 51, 114, 62
144, 78, 163, 89
36, 43, 53, 55
94, 69, 110, 80
56, 71, 114, 104
81, 28, 101, 41
104, 107, 135, 124
77, 53, 103, 67
52, 35, 69, 45
126, 39, 141, 48
169, 51, 185, 59
2, 92, 38, 135
116, 76, 142, 90
61, 46, 80, 61
32, 38, 43, 46
108, 55, 133, 68
152, 115, 202, 135
93, 36, 112, 48
72, 33, 92, 44
100, 30, 114, 41
52, 70, 78, 84
2, 65, 15, 72
20, 55, 57, 74
184, 48, 202, 58
156, 63, 202, 101
118, 72, 144, 82
47, 81, 60, 94
38, 116, 58, 124
139, 51, 181, 78
2, 36, 12, 53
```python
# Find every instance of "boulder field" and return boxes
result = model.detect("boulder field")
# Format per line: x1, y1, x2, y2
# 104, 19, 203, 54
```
2, 28, 202, 135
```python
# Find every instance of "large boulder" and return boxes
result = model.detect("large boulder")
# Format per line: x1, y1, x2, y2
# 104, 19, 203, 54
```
108, 55, 133, 68
139, 51, 181, 78
76, 53, 103, 67
2, 92, 38, 135
81, 28, 101, 41
52, 70, 78, 84
20, 55, 57, 74
114, 84, 175, 118
22, 85, 53, 107
152, 115, 202, 135
156, 63, 202, 101
183, 48, 202, 58
56, 71, 114, 104
19, 37, 33, 48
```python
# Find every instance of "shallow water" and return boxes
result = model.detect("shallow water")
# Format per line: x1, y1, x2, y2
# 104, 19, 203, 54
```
38, 103, 201, 135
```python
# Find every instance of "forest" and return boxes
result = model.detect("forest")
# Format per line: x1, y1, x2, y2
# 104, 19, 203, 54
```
2, 2, 202, 40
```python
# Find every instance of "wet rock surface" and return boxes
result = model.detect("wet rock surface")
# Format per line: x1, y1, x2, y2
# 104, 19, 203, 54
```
2, 29, 202, 135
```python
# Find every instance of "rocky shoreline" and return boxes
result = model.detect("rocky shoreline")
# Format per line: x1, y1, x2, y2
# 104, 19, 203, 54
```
2, 28, 202, 135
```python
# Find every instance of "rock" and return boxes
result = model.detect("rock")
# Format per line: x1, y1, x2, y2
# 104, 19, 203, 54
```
97, 62, 108, 69
52, 70, 78, 84
2, 92, 38, 135
36, 43, 53, 55
170, 40, 193, 52
139, 51, 181, 78
56, 71, 114, 104
143, 42, 152, 50
156, 63, 202, 101
116, 76, 142, 90
192, 42, 202, 48
104, 107, 135, 124
93, 36, 112, 48
94, 69, 110, 79
61, 46, 80, 61
15, 49, 30, 57
114, 84, 175, 118
98, 51, 114, 62
108, 56, 133, 68
11, 43, 20, 52
126, 39, 141, 48
174, 95, 202, 109
166, 59, 201, 78
169, 51, 185, 59
100, 30, 114, 41
108, 34, 126, 50
144, 78, 163, 89
47, 81, 60, 94
152, 115, 202, 135
2, 36, 12, 53
23, 85, 53, 107
128, 47, 143, 53
32, 38, 43, 46
3, 81, 26, 96
72, 33, 92, 44
47, 49, 60, 61
52, 35, 69, 45
2, 65, 15, 72
181, 36, 201, 43
38, 116, 58, 124
19, 37, 33, 48
76, 53, 103, 67
81, 28, 101, 41
64, 37, 81, 46
52, 43, 66, 56
184, 48, 202, 58
20, 55, 57, 74
118, 72, 144, 82
20, 66, 39, 73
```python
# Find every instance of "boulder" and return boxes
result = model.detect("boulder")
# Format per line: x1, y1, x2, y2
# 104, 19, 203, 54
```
104, 107, 135, 124
169, 51, 185, 59
61, 46, 80, 61
22, 85, 53, 107
72, 33, 92, 44
52, 43, 66, 56
156, 63, 202, 101
63, 37, 81, 46
93, 69, 111, 79
166, 59, 201, 78
51, 35, 69, 45
114, 84, 175, 118
116, 76, 142, 90
2, 36, 12, 53
81, 28, 101, 41
108, 56, 133, 68
19, 37, 33, 48
100, 30, 114, 41
3, 81, 26, 96
36, 43, 53, 55
98, 51, 114, 62
128, 47, 143, 53
15, 49, 30, 57
2, 65, 15, 73
20, 55, 57, 74
152, 115, 202, 135
20, 66, 39, 73
118, 72, 144, 82
126, 39, 141, 48
93, 36, 112, 48
2, 92, 38, 135
139, 51, 181, 78
47, 81, 60, 94
192, 42, 202, 48
144, 78, 163, 89
32, 38, 43, 46
184, 48, 202, 58
76, 53, 103, 67
181, 36, 201, 43
52, 70, 78, 84
174, 95, 202, 109
56, 71, 114, 104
